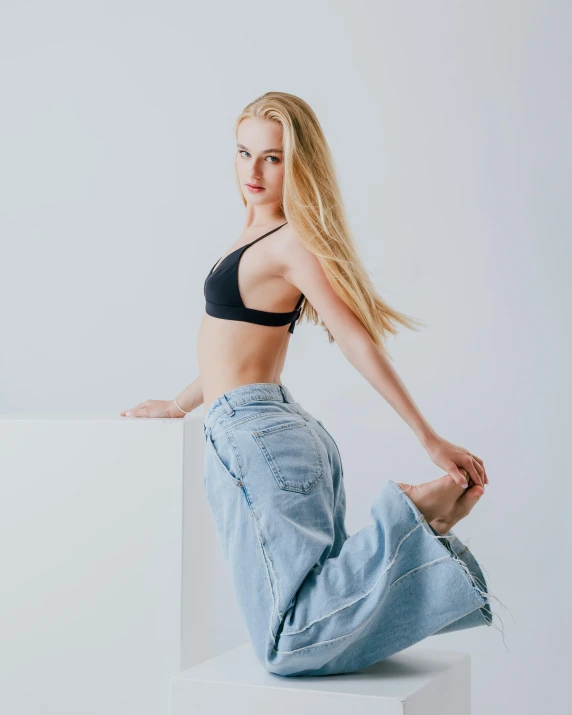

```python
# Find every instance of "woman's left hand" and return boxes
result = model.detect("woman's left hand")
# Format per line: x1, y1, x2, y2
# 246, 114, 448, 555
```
424, 434, 488, 488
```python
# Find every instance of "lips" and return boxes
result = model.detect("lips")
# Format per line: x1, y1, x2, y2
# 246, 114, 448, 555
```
247, 184, 264, 189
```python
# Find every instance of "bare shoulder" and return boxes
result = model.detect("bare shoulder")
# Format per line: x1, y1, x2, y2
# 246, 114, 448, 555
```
273, 224, 321, 278
272, 224, 361, 343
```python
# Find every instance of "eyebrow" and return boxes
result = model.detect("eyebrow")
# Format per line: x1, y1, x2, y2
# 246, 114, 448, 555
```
237, 143, 283, 154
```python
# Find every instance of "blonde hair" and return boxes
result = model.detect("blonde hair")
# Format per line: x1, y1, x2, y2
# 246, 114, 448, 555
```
234, 91, 425, 362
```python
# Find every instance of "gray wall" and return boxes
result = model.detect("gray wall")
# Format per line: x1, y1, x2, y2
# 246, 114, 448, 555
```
1, 2, 570, 713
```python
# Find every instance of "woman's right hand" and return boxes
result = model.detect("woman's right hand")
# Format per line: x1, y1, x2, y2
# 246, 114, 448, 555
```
424, 433, 487, 488
120, 399, 185, 418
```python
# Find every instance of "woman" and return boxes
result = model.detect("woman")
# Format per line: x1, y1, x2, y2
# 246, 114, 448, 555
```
121, 91, 503, 676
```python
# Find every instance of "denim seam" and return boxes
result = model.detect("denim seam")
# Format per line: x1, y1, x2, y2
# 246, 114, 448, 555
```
242, 492, 284, 624
206, 432, 242, 486
224, 429, 288, 624
317, 420, 345, 480
203, 384, 298, 430
206, 426, 285, 627
214, 393, 285, 412
279, 522, 423, 637
389, 555, 451, 588
420, 514, 511, 639
208, 402, 303, 432
224, 412, 275, 432
223, 408, 303, 433
204, 411, 226, 438
392, 482, 493, 608
272, 600, 383, 655
416, 514, 490, 607
207, 427, 284, 621
205, 404, 302, 438
271, 554, 473, 657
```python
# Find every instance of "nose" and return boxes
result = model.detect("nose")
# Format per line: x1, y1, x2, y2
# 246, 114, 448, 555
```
247, 157, 265, 178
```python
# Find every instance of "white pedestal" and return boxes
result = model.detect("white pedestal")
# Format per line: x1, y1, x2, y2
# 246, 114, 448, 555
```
0, 412, 215, 715
170, 641, 471, 715
0, 412, 473, 715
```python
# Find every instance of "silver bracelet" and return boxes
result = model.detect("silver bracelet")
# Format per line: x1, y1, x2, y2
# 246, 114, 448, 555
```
173, 397, 191, 414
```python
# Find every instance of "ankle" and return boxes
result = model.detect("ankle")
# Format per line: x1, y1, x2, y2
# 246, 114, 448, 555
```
430, 517, 454, 535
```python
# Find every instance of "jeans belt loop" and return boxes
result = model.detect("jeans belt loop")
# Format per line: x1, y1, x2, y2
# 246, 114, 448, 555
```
220, 394, 235, 416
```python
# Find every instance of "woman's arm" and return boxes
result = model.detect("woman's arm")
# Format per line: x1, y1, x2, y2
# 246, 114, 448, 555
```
174, 375, 204, 414
120, 375, 203, 418
277, 233, 487, 487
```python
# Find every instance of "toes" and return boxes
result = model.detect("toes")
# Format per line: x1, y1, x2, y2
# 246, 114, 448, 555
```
464, 485, 485, 500
452, 485, 484, 517
442, 472, 469, 495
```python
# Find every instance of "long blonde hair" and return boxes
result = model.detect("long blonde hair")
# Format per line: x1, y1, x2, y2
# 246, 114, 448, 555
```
234, 91, 425, 361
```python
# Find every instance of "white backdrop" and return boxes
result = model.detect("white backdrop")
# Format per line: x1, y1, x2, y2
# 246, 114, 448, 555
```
1, 2, 570, 713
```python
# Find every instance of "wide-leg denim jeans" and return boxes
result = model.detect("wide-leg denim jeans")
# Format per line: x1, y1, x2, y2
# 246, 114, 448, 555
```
202, 382, 496, 677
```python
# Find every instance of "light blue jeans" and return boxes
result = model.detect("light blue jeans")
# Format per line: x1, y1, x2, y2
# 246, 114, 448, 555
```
203, 382, 495, 677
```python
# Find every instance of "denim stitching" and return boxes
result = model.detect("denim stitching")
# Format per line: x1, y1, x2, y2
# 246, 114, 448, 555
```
414, 513, 510, 645
206, 431, 242, 486
223, 409, 302, 433
242, 489, 284, 624
204, 401, 300, 437
272, 602, 383, 655
280, 522, 423, 636
389, 555, 450, 587
252, 423, 324, 494
224, 428, 288, 624
278, 511, 509, 651
270, 554, 478, 656
206, 424, 285, 629
223, 412, 274, 431
317, 420, 345, 480
203, 383, 298, 431
272, 546, 501, 657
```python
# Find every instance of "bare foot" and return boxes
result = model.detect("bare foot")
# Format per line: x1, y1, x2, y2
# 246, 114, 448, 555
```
396, 471, 471, 523
429, 484, 485, 534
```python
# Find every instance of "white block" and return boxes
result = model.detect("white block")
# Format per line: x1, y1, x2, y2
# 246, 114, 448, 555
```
170, 641, 471, 715
0, 413, 215, 715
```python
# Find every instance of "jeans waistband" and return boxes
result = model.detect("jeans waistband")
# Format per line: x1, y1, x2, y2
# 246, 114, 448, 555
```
203, 382, 297, 435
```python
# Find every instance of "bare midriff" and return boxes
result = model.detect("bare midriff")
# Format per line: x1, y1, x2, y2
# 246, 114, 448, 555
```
198, 221, 303, 414
197, 314, 292, 415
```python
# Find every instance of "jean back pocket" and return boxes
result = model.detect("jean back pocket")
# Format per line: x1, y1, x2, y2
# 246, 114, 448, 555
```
252, 420, 325, 494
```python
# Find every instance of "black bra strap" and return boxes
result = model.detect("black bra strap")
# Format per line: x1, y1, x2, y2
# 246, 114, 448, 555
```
245, 221, 288, 249
288, 292, 305, 334
208, 222, 288, 276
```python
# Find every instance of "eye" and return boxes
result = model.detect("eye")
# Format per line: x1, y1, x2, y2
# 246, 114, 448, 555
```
238, 150, 280, 164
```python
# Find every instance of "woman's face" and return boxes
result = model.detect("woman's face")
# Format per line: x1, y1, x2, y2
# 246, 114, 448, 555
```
236, 117, 285, 209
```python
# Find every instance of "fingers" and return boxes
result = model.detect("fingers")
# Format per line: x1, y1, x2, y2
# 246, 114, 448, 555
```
453, 466, 470, 489
119, 399, 174, 419
470, 454, 488, 484
453, 454, 487, 489
120, 401, 148, 417
467, 456, 485, 487
468, 453, 488, 487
